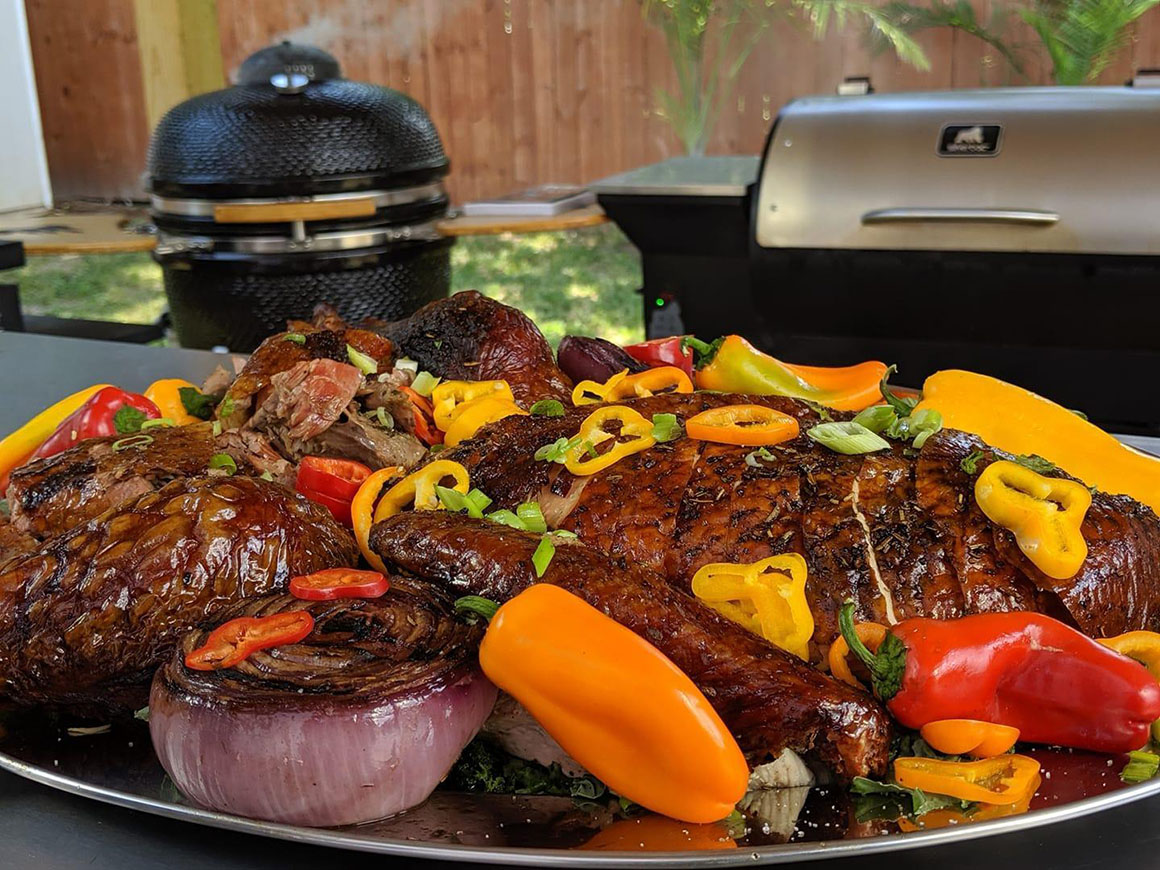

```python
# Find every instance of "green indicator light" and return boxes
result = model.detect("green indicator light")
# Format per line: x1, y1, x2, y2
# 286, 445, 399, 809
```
654, 297, 665, 307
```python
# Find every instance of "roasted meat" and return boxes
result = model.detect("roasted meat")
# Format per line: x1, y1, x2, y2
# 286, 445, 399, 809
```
0, 476, 358, 714
371, 290, 573, 404
370, 511, 892, 780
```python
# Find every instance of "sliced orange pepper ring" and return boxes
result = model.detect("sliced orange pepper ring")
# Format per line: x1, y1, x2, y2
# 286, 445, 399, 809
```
827, 621, 887, 687
563, 406, 656, 475
351, 466, 404, 573
374, 459, 471, 522
920, 719, 1021, 758
685, 404, 800, 447
896, 775, 1041, 831
605, 366, 694, 400
431, 380, 515, 430
893, 755, 1041, 806
443, 396, 528, 447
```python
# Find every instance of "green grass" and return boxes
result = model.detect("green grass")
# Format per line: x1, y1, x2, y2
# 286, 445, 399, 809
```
8, 223, 644, 347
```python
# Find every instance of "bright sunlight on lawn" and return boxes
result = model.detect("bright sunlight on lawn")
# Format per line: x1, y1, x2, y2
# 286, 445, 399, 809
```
9, 224, 644, 347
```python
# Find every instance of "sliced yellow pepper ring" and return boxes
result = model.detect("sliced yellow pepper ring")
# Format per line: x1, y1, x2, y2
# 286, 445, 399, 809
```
893, 755, 1041, 806
691, 554, 814, 660
373, 460, 471, 523
919, 719, 1021, 758
827, 621, 887, 687
1099, 630, 1160, 742
562, 405, 656, 476
443, 397, 528, 447
351, 466, 405, 574
572, 370, 628, 406
974, 460, 1092, 580
431, 380, 515, 431
605, 366, 694, 400
685, 404, 800, 447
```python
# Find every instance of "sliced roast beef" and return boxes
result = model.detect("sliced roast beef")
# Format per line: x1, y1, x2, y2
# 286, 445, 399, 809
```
300, 404, 427, 470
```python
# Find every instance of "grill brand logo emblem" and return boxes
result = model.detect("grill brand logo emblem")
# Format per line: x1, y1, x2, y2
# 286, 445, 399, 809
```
938, 124, 1002, 156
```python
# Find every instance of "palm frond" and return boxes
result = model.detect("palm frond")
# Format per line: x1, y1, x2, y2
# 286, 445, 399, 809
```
792, 0, 932, 70
1021, 0, 1160, 84
866, 0, 1026, 76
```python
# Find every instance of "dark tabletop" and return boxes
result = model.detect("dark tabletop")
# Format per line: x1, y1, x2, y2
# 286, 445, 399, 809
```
1, 331, 1158, 870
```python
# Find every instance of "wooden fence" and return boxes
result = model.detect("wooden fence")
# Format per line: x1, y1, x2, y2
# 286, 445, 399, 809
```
24, 0, 1160, 203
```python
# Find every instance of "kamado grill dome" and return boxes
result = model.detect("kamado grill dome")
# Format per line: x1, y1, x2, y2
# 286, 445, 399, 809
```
149, 42, 452, 351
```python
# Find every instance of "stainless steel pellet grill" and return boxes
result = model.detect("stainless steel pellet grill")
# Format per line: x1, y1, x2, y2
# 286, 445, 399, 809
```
148, 43, 452, 352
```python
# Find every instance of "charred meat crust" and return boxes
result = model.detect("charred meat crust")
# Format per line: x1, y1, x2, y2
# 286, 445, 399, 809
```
370, 511, 893, 780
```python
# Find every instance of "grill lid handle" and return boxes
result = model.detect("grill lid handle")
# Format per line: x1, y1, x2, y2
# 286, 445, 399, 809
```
861, 208, 1060, 226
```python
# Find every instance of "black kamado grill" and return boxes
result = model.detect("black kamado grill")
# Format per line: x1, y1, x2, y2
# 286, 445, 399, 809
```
149, 43, 452, 351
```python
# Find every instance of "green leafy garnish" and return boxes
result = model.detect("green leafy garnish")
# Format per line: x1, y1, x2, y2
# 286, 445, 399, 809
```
517, 502, 548, 533
346, 344, 379, 376
807, 421, 891, 455
178, 387, 220, 421
650, 413, 681, 443
259, 470, 274, 482
113, 405, 148, 434
1015, 454, 1057, 474
532, 535, 556, 577
208, 453, 237, 475
284, 332, 306, 345
529, 399, 565, 417
212, 421, 222, 437
446, 738, 606, 801
1122, 750, 1160, 783
879, 365, 918, 418
745, 447, 776, 467
960, 449, 987, 475
410, 370, 441, 397
850, 776, 975, 818
550, 529, 578, 540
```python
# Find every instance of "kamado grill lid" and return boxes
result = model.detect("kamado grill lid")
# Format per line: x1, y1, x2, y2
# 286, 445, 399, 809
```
148, 42, 449, 198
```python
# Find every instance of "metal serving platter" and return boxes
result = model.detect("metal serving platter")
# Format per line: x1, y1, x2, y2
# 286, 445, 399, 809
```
1, 711, 1159, 866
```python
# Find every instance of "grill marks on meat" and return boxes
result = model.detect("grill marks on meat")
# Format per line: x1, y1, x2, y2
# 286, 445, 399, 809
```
372, 290, 573, 404
7, 424, 219, 540
0, 476, 358, 714
370, 512, 892, 780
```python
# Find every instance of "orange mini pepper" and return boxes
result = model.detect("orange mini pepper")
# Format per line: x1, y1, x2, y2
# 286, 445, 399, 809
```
351, 466, 404, 574
893, 755, 1041, 806
685, 404, 800, 447
920, 719, 1021, 758
580, 816, 737, 852
458, 585, 749, 824
144, 378, 203, 425
563, 406, 656, 475
827, 621, 887, 687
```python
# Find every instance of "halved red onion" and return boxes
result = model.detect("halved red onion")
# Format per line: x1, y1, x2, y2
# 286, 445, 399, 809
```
149, 579, 497, 826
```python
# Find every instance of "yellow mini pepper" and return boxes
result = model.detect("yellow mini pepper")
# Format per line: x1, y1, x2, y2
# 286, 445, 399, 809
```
431, 380, 515, 430
1099, 630, 1160, 741
442, 397, 528, 447
144, 379, 203, 425
0, 383, 111, 492
691, 554, 814, 660
571, 366, 693, 406
974, 460, 1091, 580
915, 370, 1160, 513
373, 459, 471, 522
563, 406, 656, 475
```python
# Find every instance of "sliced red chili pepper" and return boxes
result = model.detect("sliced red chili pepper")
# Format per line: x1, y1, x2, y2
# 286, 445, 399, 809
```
290, 568, 390, 601
185, 611, 314, 671
401, 385, 444, 446
296, 456, 372, 501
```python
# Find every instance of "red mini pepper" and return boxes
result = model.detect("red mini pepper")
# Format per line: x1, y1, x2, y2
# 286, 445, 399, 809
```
185, 611, 315, 671
295, 456, 372, 526
839, 602, 1160, 754
623, 336, 694, 378
31, 386, 160, 461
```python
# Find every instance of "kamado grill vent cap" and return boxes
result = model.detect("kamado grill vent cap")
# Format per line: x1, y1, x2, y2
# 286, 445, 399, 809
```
147, 42, 449, 198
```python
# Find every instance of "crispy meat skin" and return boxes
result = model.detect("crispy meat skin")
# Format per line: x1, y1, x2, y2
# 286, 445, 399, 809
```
0, 476, 358, 714
372, 290, 573, 404
370, 512, 892, 780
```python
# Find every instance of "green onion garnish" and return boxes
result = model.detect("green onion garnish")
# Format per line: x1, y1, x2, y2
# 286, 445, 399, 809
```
436, 486, 469, 512
532, 535, 556, 578
208, 453, 237, 475
111, 434, 154, 453
373, 407, 394, 429
909, 409, 943, 449
410, 370, 441, 397
960, 449, 987, 475
133, 706, 150, 722
259, 470, 275, 482
517, 502, 548, 533
550, 529, 578, 540
535, 435, 581, 464
212, 420, 222, 437
807, 421, 890, 455
529, 399, 565, 417
140, 418, 175, 431
347, 344, 378, 376
1122, 750, 1160, 783
745, 447, 776, 467
218, 396, 236, 419
465, 488, 493, 518
584, 441, 599, 459
486, 509, 527, 530
394, 357, 419, 376
650, 413, 681, 443
285, 333, 306, 345
853, 405, 897, 434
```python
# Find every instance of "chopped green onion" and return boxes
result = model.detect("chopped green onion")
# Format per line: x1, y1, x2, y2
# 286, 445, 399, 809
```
347, 344, 379, 376
436, 486, 469, 513
529, 399, 565, 417
208, 453, 237, 475
807, 421, 890, 455
429, 443, 447, 454
1015, 454, 1056, 474
650, 413, 681, 443
284, 332, 306, 345
133, 706, 150, 722
465, 488, 493, 518
1122, 750, 1160, 783
879, 365, 918, 418
373, 407, 395, 429
394, 357, 419, 377
517, 502, 548, 533
550, 529, 578, 540
140, 418, 175, 431
218, 395, 235, 419
584, 441, 599, 459
485, 509, 527, 530
745, 447, 776, 467
410, 370, 441, 397
535, 435, 581, 464
111, 434, 154, 453
853, 405, 897, 434
960, 449, 987, 475
113, 405, 148, 434
909, 409, 943, 449
532, 535, 556, 578
259, 470, 274, 482
179, 387, 219, 420
212, 421, 222, 437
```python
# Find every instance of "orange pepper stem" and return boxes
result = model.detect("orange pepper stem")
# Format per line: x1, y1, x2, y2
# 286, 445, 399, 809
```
455, 595, 500, 622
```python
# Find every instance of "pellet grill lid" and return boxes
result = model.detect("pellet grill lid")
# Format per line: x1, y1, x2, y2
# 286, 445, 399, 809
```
147, 42, 449, 198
